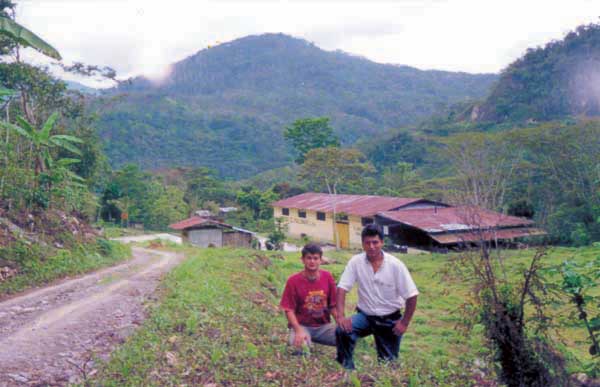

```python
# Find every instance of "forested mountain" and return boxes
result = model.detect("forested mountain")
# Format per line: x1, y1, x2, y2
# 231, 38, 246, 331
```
474, 23, 600, 123
95, 33, 496, 178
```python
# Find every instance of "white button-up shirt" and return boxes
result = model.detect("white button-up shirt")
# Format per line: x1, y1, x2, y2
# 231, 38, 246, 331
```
338, 252, 419, 316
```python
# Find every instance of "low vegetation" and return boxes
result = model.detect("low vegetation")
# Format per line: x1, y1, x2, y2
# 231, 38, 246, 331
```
0, 238, 130, 297
91, 245, 598, 386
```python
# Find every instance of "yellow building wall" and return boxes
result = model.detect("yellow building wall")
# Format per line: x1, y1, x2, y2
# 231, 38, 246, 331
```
273, 206, 364, 247
349, 215, 364, 246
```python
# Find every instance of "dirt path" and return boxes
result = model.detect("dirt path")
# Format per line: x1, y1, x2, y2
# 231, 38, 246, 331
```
0, 247, 185, 386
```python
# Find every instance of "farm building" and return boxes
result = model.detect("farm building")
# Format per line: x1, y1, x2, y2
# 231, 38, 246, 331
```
272, 193, 545, 250
169, 216, 254, 248
271, 193, 447, 248
376, 206, 545, 251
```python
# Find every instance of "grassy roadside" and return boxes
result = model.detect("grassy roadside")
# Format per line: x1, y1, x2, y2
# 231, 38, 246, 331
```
91, 245, 599, 386
0, 239, 131, 298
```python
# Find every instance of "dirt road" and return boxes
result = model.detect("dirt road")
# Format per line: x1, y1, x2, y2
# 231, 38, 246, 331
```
0, 247, 185, 386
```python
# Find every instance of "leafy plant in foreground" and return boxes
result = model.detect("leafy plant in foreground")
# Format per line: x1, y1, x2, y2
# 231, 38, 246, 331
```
548, 258, 600, 376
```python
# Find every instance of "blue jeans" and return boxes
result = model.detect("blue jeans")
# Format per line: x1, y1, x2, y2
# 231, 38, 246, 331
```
335, 309, 403, 370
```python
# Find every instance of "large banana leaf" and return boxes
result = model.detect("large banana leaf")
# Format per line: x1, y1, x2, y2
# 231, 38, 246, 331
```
50, 137, 82, 155
40, 112, 59, 141
0, 120, 32, 139
51, 134, 84, 143
0, 17, 61, 60
0, 86, 16, 98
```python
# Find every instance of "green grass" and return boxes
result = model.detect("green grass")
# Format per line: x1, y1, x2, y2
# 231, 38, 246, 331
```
0, 239, 131, 297
91, 245, 600, 386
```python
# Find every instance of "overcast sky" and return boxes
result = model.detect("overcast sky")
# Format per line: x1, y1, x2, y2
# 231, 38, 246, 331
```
15, 0, 600, 85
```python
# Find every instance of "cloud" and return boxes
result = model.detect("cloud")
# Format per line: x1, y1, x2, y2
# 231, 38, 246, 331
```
15, 0, 600, 81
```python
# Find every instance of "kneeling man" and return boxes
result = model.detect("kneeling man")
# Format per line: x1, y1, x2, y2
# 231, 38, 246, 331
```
336, 224, 419, 369
280, 243, 338, 351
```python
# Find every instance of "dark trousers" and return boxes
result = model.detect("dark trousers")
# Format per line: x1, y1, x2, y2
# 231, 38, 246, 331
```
335, 309, 402, 370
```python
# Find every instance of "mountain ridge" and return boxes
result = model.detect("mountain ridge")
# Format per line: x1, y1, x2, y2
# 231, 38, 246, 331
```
95, 33, 498, 178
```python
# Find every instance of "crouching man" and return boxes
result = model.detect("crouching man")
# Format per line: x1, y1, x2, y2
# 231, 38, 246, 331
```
280, 243, 338, 352
336, 224, 419, 370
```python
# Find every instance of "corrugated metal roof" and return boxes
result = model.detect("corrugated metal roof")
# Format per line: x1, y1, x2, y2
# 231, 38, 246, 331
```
169, 216, 231, 231
431, 228, 546, 245
378, 206, 534, 232
271, 193, 426, 217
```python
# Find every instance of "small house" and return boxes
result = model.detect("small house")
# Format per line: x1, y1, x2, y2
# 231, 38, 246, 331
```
169, 216, 254, 248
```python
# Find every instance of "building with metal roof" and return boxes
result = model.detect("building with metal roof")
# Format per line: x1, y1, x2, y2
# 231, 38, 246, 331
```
272, 193, 544, 250
376, 206, 545, 250
271, 193, 447, 248
169, 216, 254, 248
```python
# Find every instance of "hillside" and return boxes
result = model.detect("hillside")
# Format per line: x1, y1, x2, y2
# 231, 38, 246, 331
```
474, 23, 600, 123
94, 33, 497, 178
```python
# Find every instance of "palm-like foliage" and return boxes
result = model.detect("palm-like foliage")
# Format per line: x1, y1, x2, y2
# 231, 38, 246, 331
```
0, 112, 82, 174
0, 16, 61, 60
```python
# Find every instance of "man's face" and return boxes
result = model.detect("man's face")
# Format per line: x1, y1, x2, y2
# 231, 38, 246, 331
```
301, 252, 322, 272
362, 235, 383, 260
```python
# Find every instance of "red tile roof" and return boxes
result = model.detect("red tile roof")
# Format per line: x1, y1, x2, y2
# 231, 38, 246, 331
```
431, 228, 546, 245
169, 216, 231, 231
271, 193, 428, 217
378, 206, 534, 233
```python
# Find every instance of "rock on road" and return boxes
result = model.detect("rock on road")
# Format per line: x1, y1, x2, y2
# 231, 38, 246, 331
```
0, 245, 185, 386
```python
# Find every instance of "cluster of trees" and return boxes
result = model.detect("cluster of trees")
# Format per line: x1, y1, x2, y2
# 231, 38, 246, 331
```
95, 33, 496, 179
0, 3, 105, 220
477, 23, 600, 122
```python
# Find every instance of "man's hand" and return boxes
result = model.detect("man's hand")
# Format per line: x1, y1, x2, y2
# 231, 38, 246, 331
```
293, 328, 309, 347
338, 316, 353, 333
392, 320, 408, 336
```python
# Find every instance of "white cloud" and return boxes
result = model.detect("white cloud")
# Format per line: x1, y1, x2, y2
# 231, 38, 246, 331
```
14, 0, 600, 84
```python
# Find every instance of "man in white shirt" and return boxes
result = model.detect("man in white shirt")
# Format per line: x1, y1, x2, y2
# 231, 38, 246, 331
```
335, 224, 419, 370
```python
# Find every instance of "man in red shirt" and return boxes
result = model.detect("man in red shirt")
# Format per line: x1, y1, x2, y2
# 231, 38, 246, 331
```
280, 243, 338, 350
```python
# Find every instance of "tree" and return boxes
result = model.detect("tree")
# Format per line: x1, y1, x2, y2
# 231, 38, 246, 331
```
299, 147, 374, 248
145, 185, 189, 230
441, 132, 520, 211
380, 161, 418, 195
1, 112, 83, 176
183, 167, 228, 210
284, 117, 340, 164
236, 187, 279, 220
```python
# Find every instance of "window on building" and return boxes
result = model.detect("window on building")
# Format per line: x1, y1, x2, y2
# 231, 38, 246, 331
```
361, 217, 374, 226
282, 208, 289, 216
317, 212, 326, 221
298, 210, 307, 218
335, 213, 348, 222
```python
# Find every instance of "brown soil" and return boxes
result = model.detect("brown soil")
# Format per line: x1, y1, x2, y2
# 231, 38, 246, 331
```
0, 246, 185, 386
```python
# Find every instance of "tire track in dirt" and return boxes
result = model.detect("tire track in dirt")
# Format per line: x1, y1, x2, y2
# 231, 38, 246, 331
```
0, 247, 185, 386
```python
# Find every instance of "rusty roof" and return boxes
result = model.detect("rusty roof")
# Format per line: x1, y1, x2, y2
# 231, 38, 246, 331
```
377, 206, 534, 233
169, 216, 231, 231
271, 193, 429, 217
431, 228, 546, 245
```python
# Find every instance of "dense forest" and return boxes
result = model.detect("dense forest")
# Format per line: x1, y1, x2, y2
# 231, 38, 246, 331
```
475, 23, 600, 123
93, 33, 497, 178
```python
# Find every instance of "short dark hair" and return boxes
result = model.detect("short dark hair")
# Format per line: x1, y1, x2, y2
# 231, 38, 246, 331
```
301, 243, 323, 257
361, 224, 384, 241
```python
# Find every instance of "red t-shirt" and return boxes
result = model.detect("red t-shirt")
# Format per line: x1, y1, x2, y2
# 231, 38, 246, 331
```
280, 270, 337, 327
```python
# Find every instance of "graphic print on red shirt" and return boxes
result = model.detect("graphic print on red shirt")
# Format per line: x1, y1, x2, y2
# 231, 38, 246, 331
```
279, 270, 337, 327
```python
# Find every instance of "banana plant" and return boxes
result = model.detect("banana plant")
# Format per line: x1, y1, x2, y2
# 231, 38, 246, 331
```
0, 16, 61, 60
0, 112, 83, 176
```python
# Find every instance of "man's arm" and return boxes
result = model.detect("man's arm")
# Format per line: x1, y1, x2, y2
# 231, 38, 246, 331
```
284, 309, 308, 347
336, 288, 353, 332
393, 295, 417, 335
330, 307, 338, 322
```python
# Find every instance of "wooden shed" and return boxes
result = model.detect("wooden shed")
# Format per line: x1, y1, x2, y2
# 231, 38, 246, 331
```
169, 216, 254, 248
